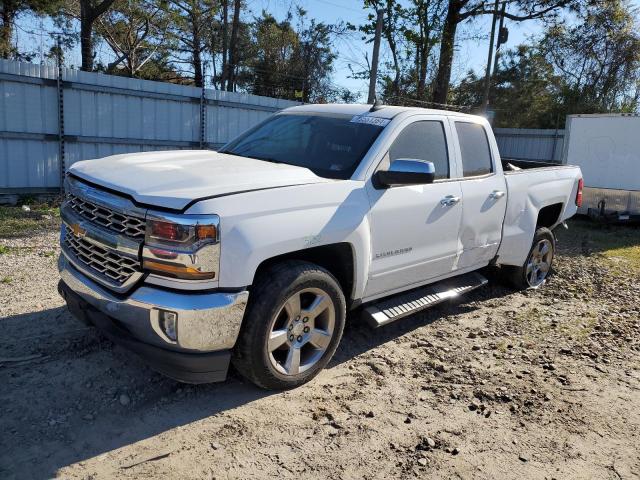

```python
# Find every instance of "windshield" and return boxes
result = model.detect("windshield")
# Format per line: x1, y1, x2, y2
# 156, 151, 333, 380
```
220, 112, 386, 180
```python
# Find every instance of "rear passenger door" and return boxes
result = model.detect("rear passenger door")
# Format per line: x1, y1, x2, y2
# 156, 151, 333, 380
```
451, 120, 507, 269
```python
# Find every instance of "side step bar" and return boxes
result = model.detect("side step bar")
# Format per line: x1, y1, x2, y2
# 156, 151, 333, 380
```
362, 272, 488, 328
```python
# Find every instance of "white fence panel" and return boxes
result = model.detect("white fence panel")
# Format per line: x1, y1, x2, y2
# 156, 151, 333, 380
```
0, 59, 298, 193
494, 128, 565, 163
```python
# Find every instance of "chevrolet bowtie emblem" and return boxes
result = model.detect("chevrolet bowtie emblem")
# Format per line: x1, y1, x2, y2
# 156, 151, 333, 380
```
71, 223, 86, 238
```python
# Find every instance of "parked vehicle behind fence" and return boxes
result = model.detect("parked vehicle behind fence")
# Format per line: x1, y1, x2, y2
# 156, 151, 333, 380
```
57, 104, 583, 389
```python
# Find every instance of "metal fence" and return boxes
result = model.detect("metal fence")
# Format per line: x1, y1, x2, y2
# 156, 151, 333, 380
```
494, 128, 565, 163
0, 59, 298, 193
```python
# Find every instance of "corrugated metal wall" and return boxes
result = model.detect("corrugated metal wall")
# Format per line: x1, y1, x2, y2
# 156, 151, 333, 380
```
0, 59, 298, 193
494, 128, 565, 163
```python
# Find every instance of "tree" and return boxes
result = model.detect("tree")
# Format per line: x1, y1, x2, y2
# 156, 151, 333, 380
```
95, 0, 169, 76
453, 0, 639, 129
164, 0, 217, 87
225, 0, 241, 91
432, 0, 573, 104
248, 9, 341, 102
79, 0, 117, 71
453, 45, 562, 127
541, 0, 640, 113
404, 0, 447, 99
0, 0, 63, 59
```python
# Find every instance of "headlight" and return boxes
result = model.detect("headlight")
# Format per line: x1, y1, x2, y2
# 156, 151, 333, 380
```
142, 214, 220, 281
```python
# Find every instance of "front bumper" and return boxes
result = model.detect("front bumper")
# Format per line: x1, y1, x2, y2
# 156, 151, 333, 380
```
58, 255, 249, 383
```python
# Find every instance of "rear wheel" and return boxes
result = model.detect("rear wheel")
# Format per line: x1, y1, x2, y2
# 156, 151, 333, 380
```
504, 227, 555, 290
232, 260, 346, 390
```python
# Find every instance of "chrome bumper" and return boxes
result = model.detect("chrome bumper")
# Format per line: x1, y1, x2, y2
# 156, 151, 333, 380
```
58, 255, 248, 352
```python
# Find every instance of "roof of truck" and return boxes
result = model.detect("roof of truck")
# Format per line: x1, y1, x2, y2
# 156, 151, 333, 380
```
283, 103, 483, 121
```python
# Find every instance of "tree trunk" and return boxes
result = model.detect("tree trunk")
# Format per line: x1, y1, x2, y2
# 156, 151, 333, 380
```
417, 47, 428, 98
226, 0, 241, 92
193, 23, 203, 87
80, 0, 116, 72
0, 3, 15, 59
220, 0, 229, 90
432, 0, 461, 104
384, 1, 400, 96
80, 13, 94, 71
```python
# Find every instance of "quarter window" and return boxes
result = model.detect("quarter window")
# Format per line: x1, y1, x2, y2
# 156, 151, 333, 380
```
388, 121, 449, 180
455, 122, 493, 177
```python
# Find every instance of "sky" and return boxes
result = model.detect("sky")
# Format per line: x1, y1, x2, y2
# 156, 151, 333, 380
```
251, 0, 554, 98
14, 0, 640, 100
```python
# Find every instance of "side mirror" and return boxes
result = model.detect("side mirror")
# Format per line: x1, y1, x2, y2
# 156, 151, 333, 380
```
374, 159, 435, 188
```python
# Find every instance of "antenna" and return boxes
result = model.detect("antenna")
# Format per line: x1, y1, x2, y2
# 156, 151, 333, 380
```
370, 98, 384, 112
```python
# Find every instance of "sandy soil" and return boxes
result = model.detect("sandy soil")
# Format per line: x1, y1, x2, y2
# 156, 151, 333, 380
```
1, 221, 638, 479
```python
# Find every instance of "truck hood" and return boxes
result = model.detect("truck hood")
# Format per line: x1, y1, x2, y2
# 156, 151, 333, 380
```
69, 150, 329, 211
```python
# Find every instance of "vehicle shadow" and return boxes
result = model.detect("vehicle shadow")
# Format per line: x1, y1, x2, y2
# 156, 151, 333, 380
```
332, 279, 513, 367
0, 280, 514, 479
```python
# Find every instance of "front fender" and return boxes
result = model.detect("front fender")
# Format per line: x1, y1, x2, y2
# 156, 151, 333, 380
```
186, 181, 372, 299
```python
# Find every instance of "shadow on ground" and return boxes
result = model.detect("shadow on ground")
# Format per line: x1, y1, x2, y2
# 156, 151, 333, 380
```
0, 279, 514, 479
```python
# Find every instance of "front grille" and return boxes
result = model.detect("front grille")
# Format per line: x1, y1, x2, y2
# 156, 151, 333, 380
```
67, 193, 146, 239
63, 225, 140, 286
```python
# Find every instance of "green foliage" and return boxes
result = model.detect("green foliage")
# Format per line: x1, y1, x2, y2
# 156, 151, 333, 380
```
453, 0, 640, 127
0, 205, 60, 238
244, 9, 342, 102
0, 0, 64, 59
541, 0, 640, 114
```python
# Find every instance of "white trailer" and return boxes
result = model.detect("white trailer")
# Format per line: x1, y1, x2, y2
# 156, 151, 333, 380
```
562, 113, 640, 218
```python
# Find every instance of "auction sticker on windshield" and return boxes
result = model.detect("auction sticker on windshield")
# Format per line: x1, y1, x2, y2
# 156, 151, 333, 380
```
350, 114, 390, 127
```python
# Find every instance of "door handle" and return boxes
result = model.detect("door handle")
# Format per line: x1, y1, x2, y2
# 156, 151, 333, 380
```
489, 190, 505, 199
440, 195, 461, 206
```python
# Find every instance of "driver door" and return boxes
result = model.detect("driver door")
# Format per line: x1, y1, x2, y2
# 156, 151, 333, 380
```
363, 117, 463, 300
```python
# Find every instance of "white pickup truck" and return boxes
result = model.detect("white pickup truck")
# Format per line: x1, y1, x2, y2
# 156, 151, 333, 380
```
58, 104, 583, 389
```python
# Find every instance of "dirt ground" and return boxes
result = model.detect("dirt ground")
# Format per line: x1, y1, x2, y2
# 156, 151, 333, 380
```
1, 210, 639, 480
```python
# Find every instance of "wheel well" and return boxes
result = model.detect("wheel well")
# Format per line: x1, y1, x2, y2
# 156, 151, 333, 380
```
536, 203, 563, 229
253, 243, 356, 302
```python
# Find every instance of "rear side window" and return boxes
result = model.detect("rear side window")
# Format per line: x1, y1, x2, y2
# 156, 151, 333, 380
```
455, 122, 493, 177
388, 121, 449, 179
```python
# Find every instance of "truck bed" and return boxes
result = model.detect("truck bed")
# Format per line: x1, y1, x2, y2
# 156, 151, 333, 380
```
496, 160, 582, 267
502, 158, 568, 172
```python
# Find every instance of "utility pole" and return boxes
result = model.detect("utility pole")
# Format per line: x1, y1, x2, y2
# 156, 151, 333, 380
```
492, 1, 507, 77
367, 9, 384, 104
481, 0, 500, 113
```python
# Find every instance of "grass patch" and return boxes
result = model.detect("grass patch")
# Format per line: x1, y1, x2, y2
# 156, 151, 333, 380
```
0, 205, 60, 238
1, 276, 12, 284
560, 218, 640, 270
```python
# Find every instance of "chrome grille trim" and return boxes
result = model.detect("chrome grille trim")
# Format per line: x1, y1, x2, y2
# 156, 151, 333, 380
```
61, 176, 146, 293
65, 176, 148, 240
67, 193, 146, 239
62, 224, 143, 292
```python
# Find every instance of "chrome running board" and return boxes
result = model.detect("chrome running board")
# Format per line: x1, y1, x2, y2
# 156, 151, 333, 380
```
362, 272, 488, 328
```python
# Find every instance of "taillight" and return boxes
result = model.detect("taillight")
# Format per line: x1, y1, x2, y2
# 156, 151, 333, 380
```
575, 178, 583, 207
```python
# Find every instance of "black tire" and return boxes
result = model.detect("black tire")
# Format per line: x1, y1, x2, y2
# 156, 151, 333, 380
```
504, 227, 556, 290
232, 260, 346, 390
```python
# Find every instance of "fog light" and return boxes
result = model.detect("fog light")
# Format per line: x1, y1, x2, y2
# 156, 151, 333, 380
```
159, 310, 178, 341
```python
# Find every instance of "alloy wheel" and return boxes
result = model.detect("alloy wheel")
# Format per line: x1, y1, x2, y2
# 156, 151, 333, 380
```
267, 287, 336, 376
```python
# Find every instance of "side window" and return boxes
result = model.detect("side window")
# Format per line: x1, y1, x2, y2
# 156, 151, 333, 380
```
454, 122, 493, 177
388, 121, 449, 180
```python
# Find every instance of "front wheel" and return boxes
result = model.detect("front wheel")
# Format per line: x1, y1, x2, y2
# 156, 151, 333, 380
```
232, 260, 346, 390
504, 227, 555, 290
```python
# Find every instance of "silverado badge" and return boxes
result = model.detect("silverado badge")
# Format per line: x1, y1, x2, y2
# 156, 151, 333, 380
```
70, 223, 86, 238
